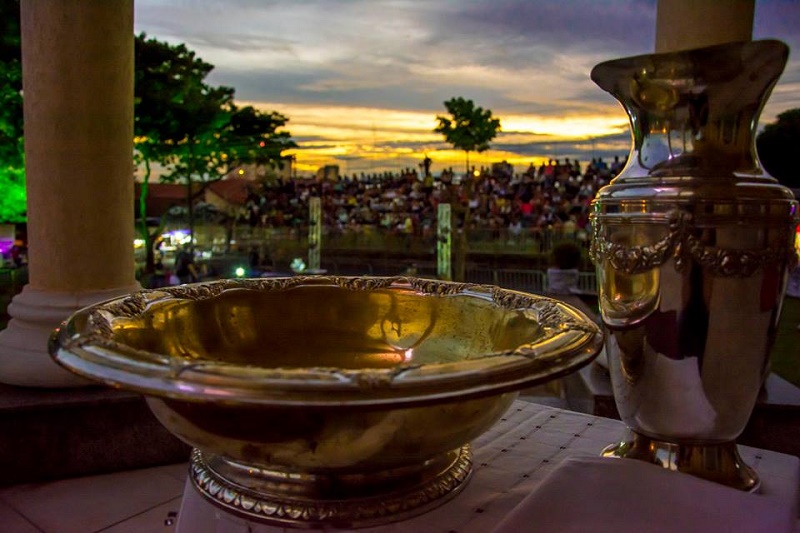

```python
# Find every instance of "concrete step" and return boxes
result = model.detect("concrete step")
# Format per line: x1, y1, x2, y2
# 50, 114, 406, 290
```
0, 383, 190, 486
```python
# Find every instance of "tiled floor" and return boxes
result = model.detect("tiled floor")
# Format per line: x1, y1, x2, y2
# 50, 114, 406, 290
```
0, 462, 188, 533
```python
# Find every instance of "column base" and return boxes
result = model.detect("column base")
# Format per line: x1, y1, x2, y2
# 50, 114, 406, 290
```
0, 284, 140, 387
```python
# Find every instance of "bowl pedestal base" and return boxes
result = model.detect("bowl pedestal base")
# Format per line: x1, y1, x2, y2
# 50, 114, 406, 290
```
189, 446, 473, 529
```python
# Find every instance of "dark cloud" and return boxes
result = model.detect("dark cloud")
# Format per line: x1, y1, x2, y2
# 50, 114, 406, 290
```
136, 0, 799, 115
376, 140, 448, 150
135, 0, 658, 110
213, 66, 519, 113
493, 130, 631, 156
134, 0, 800, 170
494, 131, 548, 138
292, 141, 340, 149
432, 0, 656, 60
755, 0, 800, 45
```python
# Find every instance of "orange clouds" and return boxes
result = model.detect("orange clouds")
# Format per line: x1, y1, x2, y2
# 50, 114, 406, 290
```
243, 100, 629, 175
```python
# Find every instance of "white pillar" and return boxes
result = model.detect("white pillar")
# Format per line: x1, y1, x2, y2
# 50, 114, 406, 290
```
437, 203, 452, 281
655, 0, 754, 53
0, 0, 140, 387
308, 197, 321, 271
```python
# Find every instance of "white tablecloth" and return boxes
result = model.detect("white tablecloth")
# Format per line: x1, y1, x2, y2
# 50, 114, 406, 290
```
176, 400, 799, 532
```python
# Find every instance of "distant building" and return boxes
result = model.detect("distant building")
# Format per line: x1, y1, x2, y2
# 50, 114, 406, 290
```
133, 183, 194, 219
134, 178, 254, 221
205, 178, 254, 216
134, 156, 295, 221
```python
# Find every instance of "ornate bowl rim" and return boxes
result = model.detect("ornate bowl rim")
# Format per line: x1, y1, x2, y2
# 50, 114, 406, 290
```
50, 276, 602, 407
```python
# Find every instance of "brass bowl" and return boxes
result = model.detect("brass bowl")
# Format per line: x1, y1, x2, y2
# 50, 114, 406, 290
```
50, 276, 601, 528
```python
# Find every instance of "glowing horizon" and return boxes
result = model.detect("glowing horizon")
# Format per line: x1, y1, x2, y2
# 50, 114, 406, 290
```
241, 100, 631, 175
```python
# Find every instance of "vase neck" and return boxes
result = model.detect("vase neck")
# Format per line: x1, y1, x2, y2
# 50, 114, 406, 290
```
591, 40, 788, 180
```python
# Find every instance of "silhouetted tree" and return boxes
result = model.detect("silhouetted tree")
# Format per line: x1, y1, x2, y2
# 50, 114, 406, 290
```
135, 34, 296, 273
0, 0, 25, 223
434, 97, 501, 176
757, 108, 800, 189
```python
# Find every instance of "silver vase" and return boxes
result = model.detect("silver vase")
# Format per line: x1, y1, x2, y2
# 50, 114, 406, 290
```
589, 40, 798, 491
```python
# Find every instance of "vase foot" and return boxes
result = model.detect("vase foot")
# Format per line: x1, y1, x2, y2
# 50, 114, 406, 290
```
189, 446, 472, 528
601, 432, 759, 492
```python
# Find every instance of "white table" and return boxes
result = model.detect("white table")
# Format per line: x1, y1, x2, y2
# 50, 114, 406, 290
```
176, 400, 799, 532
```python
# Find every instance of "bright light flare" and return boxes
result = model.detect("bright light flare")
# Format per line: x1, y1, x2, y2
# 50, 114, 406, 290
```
168, 231, 192, 245
501, 114, 627, 138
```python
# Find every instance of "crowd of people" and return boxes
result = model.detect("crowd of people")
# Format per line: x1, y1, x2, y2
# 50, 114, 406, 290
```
239, 156, 626, 247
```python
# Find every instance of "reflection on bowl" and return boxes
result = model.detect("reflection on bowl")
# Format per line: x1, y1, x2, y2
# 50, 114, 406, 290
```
50, 276, 602, 528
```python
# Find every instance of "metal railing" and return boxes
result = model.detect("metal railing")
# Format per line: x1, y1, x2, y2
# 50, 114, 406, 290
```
465, 268, 548, 292
463, 268, 597, 295
220, 224, 590, 257
153, 222, 602, 295
577, 272, 598, 294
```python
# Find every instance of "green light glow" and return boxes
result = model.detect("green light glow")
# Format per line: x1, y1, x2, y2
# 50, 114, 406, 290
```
0, 166, 26, 223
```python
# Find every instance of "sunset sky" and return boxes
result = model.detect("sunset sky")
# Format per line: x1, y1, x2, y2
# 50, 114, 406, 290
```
134, 0, 800, 176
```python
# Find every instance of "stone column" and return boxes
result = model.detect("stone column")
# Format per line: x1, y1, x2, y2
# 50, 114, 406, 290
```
0, 0, 139, 387
656, 0, 754, 53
